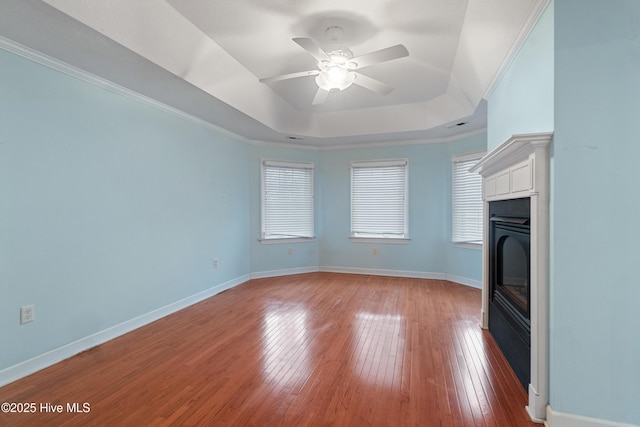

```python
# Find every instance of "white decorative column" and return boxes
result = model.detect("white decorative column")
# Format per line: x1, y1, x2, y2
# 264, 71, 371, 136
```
470, 132, 552, 423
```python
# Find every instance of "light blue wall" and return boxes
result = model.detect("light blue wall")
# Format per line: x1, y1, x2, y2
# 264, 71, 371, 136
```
0, 49, 250, 371
487, 1, 554, 151
552, 0, 640, 424
248, 145, 320, 274
488, 0, 640, 423
319, 144, 446, 274
318, 133, 485, 281
248, 134, 485, 281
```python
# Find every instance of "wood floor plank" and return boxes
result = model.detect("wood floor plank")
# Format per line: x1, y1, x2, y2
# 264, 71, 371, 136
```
0, 273, 540, 426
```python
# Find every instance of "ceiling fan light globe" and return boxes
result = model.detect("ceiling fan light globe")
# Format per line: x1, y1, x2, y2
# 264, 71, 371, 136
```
327, 66, 346, 81
340, 71, 356, 89
315, 73, 332, 91
316, 68, 355, 91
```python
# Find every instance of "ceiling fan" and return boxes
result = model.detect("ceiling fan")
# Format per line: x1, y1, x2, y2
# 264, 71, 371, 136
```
259, 27, 409, 105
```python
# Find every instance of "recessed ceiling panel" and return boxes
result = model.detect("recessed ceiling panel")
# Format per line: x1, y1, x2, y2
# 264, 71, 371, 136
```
167, 0, 468, 112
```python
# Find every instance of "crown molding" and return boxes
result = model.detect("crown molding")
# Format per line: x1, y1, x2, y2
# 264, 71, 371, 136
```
317, 128, 488, 151
0, 35, 249, 144
248, 139, 321, 150
483, 0, 552, 100
248, 127, 488, 151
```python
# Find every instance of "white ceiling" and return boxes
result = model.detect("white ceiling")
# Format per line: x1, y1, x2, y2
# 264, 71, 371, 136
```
0, 0, 547, 147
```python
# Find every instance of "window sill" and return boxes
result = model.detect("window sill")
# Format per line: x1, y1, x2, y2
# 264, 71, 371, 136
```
452, 242, 482, 250
349, 236, 410, 244
259, 237, 315, 245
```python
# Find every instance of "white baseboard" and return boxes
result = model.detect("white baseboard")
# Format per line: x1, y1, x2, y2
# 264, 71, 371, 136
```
252, 266, 480, 288
320, 266, 446, 280
0, 274, 250, 388
250, 266, 319, 279
546, 405, 639, 427
445, 274, 482, 289
527, 384, 547, 423
252, 266, 481, 290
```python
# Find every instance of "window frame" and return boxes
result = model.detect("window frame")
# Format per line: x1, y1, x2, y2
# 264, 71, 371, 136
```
350, 159, 409, 243
260, 159, 315, 244
451, 151, 485, 248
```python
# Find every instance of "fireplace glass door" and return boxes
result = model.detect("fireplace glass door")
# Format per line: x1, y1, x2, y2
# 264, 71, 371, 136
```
495, 223, 530, 318
488, 197, 531, 390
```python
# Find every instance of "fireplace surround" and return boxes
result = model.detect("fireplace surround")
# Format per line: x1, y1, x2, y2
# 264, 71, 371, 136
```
470, 132, 552, 423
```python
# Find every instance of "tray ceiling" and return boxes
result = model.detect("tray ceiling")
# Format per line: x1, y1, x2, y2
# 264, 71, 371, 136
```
0, 0, 548, 147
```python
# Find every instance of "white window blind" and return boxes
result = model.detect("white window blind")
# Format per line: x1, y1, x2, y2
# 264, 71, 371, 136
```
351, 159, 408, 238
262, 160, 314, 240
452, 153, 484, 244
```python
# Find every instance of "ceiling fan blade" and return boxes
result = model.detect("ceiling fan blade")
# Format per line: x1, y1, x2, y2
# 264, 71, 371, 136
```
353, 73, 394, 95
312, 88, 329, 105
350, 44, 409, 69
293, 37, 331, 62
259, 69, 319, 83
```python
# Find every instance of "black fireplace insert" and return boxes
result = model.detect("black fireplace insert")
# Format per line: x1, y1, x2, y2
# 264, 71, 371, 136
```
488, 197, 531, 390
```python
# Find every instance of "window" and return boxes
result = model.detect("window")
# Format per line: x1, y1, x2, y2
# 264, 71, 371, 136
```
452, 152, 484, 245
351, 159, 408, 240
261, 160, 314, 241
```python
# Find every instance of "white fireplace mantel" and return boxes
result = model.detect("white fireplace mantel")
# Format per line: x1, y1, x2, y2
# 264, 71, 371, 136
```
471, 132, 553, 201
471, 132, 553, 424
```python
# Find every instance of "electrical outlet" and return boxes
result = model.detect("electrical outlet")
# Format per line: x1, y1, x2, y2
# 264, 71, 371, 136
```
213, 258, 218, 268
372, 247, 379, 255
287, 247, 293, 254
20, 305, 34, 324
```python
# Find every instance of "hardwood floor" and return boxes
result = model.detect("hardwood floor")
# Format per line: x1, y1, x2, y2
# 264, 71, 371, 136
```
0, 273, 539, 426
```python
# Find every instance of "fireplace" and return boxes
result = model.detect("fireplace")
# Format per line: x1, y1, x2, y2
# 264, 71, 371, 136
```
469, 132, 552, 423
488, 197, 531, 390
